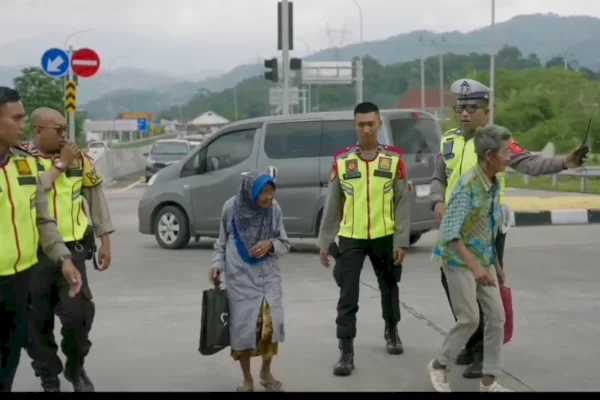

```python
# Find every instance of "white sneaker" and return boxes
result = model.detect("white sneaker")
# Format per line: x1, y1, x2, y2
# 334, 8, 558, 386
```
480, 380, 513, 392
427, 359, 451, 392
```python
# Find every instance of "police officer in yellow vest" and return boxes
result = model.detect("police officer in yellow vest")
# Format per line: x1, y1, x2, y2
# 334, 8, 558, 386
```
24, 107, 114, 392
430, 79, 586, 379
317, 102, 411, 377
0, 87, 82, 393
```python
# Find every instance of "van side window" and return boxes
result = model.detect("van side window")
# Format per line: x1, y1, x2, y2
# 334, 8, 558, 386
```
264, 121, 322, 159
204, 128, 256, 172
388, 117, 442, 154
320, 120, 357, 156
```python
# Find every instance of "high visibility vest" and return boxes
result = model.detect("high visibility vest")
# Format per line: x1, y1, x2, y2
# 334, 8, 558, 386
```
0, 156, 40, 276
37, 155, 95, 242
336, 148, 402, 240
441, 128, 506, 204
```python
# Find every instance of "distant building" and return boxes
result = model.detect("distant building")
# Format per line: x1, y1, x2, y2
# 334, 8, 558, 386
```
188, 111, 230, 132
395, 89, 455, 120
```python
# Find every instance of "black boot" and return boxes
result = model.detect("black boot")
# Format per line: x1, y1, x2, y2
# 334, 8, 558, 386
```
462, 350, 483, 379
41, 377, 61, 392
456, 348, 474, 365
64, 368, 95, 392
333, 338, 355, 376
384, 324, 404, 355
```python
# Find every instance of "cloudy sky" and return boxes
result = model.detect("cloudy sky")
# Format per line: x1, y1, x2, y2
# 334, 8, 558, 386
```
2, 0, 600, 76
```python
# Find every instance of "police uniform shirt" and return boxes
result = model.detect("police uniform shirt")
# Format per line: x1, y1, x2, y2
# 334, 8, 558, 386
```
430, 78, 567, 208
27, 142, 115, 238
317, 144, 411, 250
2, 146, 71, 266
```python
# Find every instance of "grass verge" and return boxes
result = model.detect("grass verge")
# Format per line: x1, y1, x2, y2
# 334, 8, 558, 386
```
505, 173, 600, 195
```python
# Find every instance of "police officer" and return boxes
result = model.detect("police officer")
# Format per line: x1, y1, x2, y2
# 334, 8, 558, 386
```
0, 87, 82, 392
25, 107, 114, 392
431, 79, 586, 379
317, 101, 411, 377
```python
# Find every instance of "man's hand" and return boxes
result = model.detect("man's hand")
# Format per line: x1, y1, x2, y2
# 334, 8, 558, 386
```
433, 202, 446, 223
209, 267, 221, 287
393, 248, 405, 266
319, 249, 331, 268
249, 240, 273, 258
496, 267, 506, 285
564, 146, 588, 168
59, 142, 80, 167
469, 264, 496, 287
97, 241, 112, 271
61, 259, 82, 297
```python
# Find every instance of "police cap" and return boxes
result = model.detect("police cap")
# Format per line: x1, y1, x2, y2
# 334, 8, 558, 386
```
450, 79, 490, 101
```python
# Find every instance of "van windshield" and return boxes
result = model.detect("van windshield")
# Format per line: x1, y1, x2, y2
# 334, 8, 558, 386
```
388, 116, 442, 154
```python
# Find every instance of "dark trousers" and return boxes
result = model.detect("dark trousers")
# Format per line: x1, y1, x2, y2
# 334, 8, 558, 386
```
441, 232, 506, 355
0, 268, 32, 392
27, 244, 95, 379
334, 235, 402, 339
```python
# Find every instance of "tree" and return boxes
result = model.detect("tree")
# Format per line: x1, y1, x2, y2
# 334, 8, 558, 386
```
13, 67, 85, 142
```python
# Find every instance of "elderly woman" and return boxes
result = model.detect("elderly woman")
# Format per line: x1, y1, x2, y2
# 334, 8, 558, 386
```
209, 170, 290, 392
427, 125, 512, 393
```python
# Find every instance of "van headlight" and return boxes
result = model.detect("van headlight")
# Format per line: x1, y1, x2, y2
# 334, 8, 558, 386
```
147, 174, 157, 186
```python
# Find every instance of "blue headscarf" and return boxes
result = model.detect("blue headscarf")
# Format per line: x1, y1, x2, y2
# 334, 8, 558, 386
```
231, 169, 276, 264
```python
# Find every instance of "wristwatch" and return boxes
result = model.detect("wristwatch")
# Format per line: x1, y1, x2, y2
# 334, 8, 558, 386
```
58, 254, 73, 265
54, 160, 67, 172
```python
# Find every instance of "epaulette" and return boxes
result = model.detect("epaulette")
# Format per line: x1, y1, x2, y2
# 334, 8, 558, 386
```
9, 145, 34, 157
333, 145, 354, 159
443, 128, 460, 137
81, 151, 94, 162
382, 144, 404, 156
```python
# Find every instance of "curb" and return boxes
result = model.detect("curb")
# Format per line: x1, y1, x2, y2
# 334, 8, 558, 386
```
511, 209, 600, 227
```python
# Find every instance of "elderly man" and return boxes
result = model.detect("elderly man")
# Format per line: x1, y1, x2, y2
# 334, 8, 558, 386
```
428, 125, 513, 393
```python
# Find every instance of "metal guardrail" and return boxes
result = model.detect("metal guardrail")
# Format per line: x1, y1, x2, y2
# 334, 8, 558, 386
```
505, 166, 600, 193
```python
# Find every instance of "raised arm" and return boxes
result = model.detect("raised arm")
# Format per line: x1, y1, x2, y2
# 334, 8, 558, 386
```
506, 139, 565, 176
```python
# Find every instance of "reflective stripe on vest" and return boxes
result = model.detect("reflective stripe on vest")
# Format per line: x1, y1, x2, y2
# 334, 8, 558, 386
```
0, 156, 39, 276
37, 157, 88, 242
337, 152, 398, 240
442, 129, 506, 204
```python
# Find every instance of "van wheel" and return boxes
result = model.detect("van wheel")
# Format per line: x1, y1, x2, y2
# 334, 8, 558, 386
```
153, 205, 191, 249
409, 233, 422, 246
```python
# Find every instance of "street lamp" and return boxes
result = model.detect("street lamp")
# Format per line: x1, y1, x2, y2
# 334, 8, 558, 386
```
294, 37, 312, 112
351, 0, 364, 102
489, 0, 496, 124
107, 55, 131, 137
431, 37, 447, 120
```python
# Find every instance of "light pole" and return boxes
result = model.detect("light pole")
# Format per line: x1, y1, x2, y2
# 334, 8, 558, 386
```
489, 0, 496, 124
64, 29, 92, 141
107, 55, 131, 139
351, 0, 364, 102
419, 36, 426, 109
431, 37, 446, 120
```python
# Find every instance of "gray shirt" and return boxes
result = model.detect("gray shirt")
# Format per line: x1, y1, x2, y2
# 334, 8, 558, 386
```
430, 138, 566, 207
317, 150, 411, 250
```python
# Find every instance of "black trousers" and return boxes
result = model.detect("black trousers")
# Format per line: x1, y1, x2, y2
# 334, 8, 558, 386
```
441, 232, 506, 355
333, 235, 402, 339
0, 268, 32, 392
27, 243, 95, 379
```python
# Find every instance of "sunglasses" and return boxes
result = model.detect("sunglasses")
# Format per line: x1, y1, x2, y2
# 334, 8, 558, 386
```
35, 125, 67, 135
453, 104, 480, 114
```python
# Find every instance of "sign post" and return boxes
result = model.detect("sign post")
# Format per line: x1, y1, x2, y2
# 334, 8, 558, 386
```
64, 80, 76, 116
68, 47, 101, 141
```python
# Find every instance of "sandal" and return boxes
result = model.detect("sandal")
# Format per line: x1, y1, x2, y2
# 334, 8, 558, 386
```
236, 386, 254, 392
260, 379, 284, 392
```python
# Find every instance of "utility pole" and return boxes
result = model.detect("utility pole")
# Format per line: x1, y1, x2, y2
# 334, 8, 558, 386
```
67, 45, 76, 142
419, 36, 426, 109
281, 0, 290, 115
489, 0, 496, 124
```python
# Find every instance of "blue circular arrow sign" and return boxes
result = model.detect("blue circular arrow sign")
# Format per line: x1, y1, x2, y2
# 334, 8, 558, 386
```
40, 48, 70, 78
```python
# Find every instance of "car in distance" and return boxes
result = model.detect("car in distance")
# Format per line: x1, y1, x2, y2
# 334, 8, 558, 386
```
144, 139, 194, 182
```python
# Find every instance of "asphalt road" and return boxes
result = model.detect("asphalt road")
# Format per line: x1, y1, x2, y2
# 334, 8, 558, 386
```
11, 186, 600, 392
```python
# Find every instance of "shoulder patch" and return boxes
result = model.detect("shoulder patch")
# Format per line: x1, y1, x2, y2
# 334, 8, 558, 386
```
9, 146, 33, 157
508, 139, 524, 154
333, 146, 353, 159
396, 157, 406, 180
382, 145, 404, 156
81, 151, 94, 163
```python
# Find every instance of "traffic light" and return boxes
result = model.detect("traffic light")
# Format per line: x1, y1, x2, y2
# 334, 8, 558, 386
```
290, 58, 302, 71
264, 58, 279, 82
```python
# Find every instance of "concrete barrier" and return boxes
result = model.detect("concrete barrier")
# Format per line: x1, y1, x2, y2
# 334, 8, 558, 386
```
94, 145, 151, 184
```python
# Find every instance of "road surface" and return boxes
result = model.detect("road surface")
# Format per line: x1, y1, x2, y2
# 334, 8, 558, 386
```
11, 186, 600, 392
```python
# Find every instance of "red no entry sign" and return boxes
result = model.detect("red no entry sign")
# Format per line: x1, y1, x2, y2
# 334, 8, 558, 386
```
71, 48, 101, 78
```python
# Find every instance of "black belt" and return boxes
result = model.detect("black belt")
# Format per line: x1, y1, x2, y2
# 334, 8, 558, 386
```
66, 227, 100, 271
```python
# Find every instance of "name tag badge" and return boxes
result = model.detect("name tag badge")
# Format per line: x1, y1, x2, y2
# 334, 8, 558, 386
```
373, 169, 393, 179
343, 171, 362, 180
378, 157, 392, 171
443, 141, 455, 160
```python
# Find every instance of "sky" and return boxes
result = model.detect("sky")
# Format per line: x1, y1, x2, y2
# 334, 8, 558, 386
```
2, 0, 600, 76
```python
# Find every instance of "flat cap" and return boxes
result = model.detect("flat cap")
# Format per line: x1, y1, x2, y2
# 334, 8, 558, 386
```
450, 79, 490, 100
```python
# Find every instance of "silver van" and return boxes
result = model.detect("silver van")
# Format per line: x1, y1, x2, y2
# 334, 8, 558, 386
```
137, 109, 440, 249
